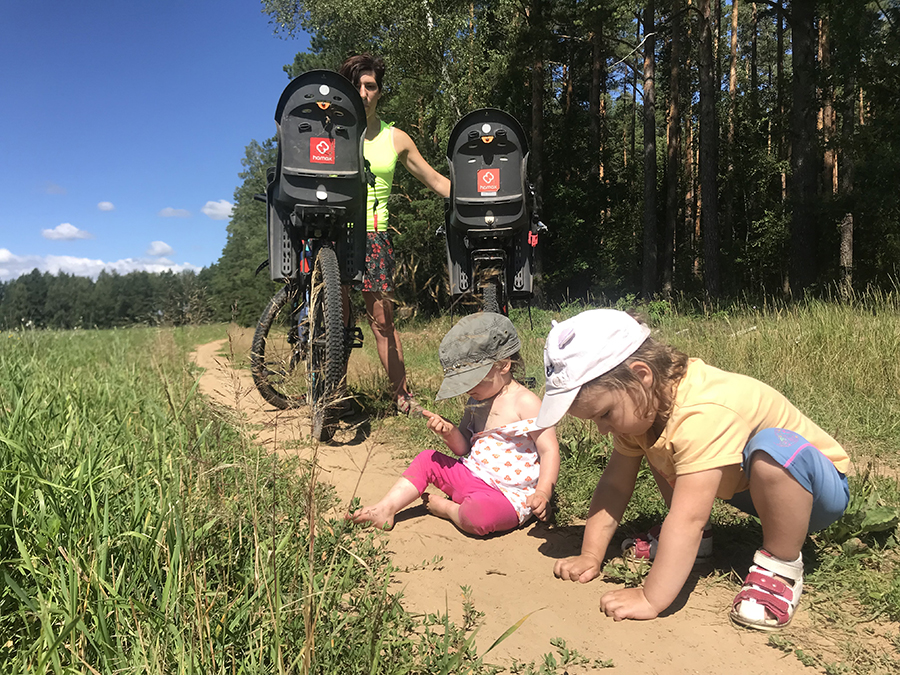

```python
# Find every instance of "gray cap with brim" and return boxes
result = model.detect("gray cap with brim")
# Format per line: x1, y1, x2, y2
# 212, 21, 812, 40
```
435, 313, 521, 400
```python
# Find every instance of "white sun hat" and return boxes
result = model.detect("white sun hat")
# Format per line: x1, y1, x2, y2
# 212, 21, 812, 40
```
536, 309, 651, 428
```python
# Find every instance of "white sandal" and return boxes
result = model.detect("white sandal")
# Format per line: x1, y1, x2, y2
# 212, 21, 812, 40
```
730, 549, 803, 631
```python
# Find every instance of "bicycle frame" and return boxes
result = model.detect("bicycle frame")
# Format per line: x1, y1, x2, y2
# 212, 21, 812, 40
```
251, 70, 368, 440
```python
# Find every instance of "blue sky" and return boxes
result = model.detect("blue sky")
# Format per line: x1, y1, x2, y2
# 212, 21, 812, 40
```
0, 0, 309, 281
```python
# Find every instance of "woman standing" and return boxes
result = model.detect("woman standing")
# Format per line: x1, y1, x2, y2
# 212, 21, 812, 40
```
339, 54, 450, 415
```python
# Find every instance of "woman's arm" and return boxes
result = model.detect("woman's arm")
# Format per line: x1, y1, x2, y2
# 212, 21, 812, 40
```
554, 450, 642, 583
393, 127, 451, 198
526, 427, 560, 521
599, 466, 724, 621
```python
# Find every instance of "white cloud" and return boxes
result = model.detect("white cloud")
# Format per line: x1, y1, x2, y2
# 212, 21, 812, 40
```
98, 201, 115, 211
147, 241, 174, 256
201, 199, 233, 220
0, 248, 201, 281
158, 207, 191, 218
44, 182, 66, 195
42, 223, 94, 240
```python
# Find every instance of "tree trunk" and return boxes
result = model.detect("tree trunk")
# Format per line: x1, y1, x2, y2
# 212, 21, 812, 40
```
839, 75, 856, 296
819, 15, 836, 194
642, 1, 658, 298
685, 4, 699, 281
728, 0, 739, 147
589, 20, 605, 180
588, 25, 604, 178
750, 3, 758, 121
698, 0, 721, 297
590, 13, 610, 225
789, 0, 818, 298
631, 15, 639, 170
724, 0, 739, 252
663, 0, 683, 295
715, 0, 723, 87
776, 3, 786, 201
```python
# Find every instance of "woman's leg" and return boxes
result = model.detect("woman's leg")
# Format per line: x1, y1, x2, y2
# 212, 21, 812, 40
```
363, 290, 408, 400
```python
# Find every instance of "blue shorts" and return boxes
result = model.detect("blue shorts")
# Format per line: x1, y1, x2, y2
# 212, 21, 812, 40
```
725, 428, 849, 533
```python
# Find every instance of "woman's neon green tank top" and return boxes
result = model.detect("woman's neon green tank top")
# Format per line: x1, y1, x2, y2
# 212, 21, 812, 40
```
364, 120, 398, 232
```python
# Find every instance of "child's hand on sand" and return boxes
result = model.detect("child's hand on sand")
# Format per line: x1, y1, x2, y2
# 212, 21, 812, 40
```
554, 553, 603, 584
599, 587, 661, 621
423, 410, 454, 437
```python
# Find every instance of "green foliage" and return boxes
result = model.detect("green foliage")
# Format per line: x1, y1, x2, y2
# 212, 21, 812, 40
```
0, 327, 512, 673
256, 0, 900, 305
822, 475, 900, 544
0, 269, 212, 329
6, 3, 900, 325
509, 637, 604, 674
553, 429, 610, 527
209, 138, 281, 326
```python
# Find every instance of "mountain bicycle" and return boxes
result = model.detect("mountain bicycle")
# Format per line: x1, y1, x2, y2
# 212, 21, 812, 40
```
250, 70, 367, 442
443, 108, 545, 315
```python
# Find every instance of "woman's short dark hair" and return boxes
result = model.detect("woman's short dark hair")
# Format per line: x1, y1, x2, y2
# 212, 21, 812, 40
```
339, 54, 385, 91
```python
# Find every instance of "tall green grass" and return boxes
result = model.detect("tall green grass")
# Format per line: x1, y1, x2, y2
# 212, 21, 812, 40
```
0, 327, 501, 674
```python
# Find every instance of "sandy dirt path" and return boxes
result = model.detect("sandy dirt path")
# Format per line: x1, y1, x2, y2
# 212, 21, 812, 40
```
191, 337, 822, 674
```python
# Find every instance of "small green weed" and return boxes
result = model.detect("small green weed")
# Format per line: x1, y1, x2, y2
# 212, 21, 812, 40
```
401, 554, 445, 572
509, 637, 606, 674
767, 634, 795, 652
602, 558, 650, 587
461, 585, 486, 631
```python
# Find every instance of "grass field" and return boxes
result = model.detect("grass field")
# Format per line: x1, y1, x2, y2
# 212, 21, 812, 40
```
2, 292, 900, 673
0, 326, 507, 674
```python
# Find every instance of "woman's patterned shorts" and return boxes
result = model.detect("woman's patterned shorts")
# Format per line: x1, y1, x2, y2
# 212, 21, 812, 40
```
362, 231, 395, 293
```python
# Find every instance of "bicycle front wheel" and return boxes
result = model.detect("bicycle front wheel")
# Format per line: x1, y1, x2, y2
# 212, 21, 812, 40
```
307, 245, 346, 442
251, 282, 309, 409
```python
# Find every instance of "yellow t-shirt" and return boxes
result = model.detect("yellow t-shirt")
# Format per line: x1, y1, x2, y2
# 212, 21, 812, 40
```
615, 358, 850, 500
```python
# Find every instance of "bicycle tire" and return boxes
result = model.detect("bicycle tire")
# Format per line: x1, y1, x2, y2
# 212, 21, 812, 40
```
307, 245, 346, 442
480, 278, 506, 315
251, 282, 309, 409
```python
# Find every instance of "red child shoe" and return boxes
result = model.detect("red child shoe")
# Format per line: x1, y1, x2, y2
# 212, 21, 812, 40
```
622, 524, 713, 563
730, 549, 803, 631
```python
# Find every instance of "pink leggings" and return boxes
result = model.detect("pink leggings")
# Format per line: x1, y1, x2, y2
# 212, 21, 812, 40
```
403, 449, 520, 536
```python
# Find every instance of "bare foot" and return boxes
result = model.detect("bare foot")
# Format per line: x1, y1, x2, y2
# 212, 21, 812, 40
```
422, 493, 458, 522
345, 505, 394, 531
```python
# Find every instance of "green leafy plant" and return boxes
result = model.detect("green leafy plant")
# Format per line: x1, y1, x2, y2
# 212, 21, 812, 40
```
822, 476, 900, 545
509, 637, 607, 674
